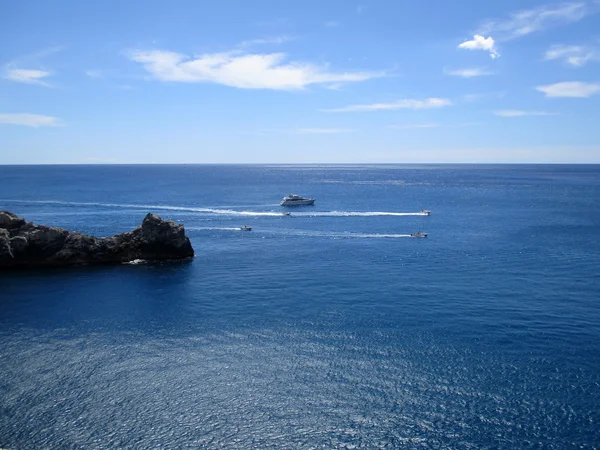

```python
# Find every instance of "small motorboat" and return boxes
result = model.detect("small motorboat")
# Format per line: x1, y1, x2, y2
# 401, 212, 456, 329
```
240, 226, 252, 231
282, 212, 291, 216
420, 210, 431, 216
410, 232, 428, 238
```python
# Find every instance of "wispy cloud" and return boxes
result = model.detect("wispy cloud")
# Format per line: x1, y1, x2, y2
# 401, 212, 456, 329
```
296, 128, 354, 133
127, 49, 383, 90
493, 110, 557, 117
478, 2, 598, 40
323, 98, 452, 112
389, 122, 480, 129
544, 44, 597, 66
2, 46, 63, 87
256, 18, 290, 29
536, 81, 600, 97
14, 46, 64, 62
3, 68, 52, 86
388, 123, 440, 129
84, 69, 105, 79
445, 67, 494, 78
238, 36, 295, 47
325, 21, 340, 27
0, 113, 64, 127
462, 91, 506, 102
458, 35, 499, 59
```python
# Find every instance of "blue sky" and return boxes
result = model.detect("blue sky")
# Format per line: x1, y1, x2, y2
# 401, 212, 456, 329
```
1, 0, 599, 163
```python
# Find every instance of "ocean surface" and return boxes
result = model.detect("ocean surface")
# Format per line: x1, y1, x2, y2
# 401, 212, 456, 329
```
1, 164, 599, 449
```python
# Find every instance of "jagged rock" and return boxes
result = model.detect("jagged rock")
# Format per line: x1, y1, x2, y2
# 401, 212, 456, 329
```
0, 211, 194, 269
0, 211, 26, 230
0, 229, 13, 264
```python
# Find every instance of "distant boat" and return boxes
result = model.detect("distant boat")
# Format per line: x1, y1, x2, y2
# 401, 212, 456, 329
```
282, 212, 291, 216
240, 226, 252, 231
410, 232, 428, 238
420, 210, 431, 216
280, 194, 315, 206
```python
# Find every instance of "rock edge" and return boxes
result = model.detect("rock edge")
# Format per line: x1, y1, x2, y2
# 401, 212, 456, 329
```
0, 211, 194, 269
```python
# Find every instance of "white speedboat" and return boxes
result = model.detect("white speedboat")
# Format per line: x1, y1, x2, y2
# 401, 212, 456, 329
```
410, 232, 428, 238
420, 210, 431, 216
241, 226, 252, 231
280, 194, 315, 206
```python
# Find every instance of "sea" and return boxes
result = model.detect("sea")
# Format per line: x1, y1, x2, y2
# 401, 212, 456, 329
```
1, 164, 599, 449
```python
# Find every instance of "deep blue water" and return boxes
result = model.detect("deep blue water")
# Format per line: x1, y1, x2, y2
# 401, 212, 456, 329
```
1, 164, 600, 449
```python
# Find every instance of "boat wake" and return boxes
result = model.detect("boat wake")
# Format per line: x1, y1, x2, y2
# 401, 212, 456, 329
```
0, 199, 285, 217
268, 230, 415, 239
291, 211, 426, 217
188, 227, 414, 238
321, 232, 413, 239
123, 259, 146, 265
1, 200, 429, 218
189, 227, 251, 231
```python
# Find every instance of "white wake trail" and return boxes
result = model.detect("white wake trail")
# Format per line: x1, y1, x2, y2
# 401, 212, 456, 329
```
188, 227, 249, 231
289, 211, 426, 217
1, 200, 429, 218
0, 199, 285, 217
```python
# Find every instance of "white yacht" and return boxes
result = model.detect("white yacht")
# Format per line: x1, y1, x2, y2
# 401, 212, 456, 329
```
420, 210, 431, 216
280, 194, 315, 206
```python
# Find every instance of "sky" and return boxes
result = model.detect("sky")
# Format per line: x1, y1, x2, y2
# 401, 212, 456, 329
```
1, 0, 600, 164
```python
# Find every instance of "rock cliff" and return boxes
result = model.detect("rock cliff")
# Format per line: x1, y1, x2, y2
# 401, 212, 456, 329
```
0, 211, 194, 269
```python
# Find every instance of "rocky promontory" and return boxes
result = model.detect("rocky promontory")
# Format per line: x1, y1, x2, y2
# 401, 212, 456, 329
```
0, 211, 194, 269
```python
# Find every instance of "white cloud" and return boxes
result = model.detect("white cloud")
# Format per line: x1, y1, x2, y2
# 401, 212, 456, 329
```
445, 68, 494, 78
493, 110, 557, 117
458, 35, 499, 59
127, 49, 382, 90
296, 128, 353, 133
325, 21, 340, 27
544, 44, 596, 66
0, 113, 64, 127
478, 2, 597, 40
4, 68, 52, 86
323, 98, 452, 112
536, 81, 600, 97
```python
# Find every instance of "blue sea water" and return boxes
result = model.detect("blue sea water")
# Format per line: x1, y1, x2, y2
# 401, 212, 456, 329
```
1, 164, 600, 449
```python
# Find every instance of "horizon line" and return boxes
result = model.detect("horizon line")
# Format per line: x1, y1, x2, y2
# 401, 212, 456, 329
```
2, 163, 600, 167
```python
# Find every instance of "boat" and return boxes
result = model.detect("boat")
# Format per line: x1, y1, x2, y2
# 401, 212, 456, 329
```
280, 194, 315, 206
420, 210, 431, 216
240, 226, 252, 231
282, 212, 291, 216
410, 232, 428, 238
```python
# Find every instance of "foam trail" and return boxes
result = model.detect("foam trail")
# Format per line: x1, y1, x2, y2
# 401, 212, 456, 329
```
188, 227, 248, 231
300, 231, 413, 239
290, 211, 426, 217
123, 259, 146, 265
330, 232, 413, 238
1, 200, 428, 218
0, 199, 286, 217
247, 229, 413, 239
188, 227, 413, 238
